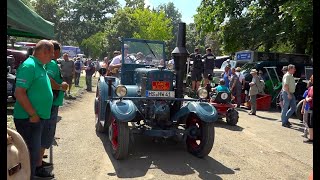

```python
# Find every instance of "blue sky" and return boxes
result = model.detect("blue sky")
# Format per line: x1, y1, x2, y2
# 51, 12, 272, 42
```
118, 0, 201, 24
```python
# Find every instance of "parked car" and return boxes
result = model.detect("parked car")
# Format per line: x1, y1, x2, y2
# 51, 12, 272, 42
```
7, 49, 28, 72
94, 24, 218, 160
213, 60, 247, 77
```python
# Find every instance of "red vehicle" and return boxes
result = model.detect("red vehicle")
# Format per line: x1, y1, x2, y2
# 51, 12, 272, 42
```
7, 49, 28, 70
209, 91, 239, 126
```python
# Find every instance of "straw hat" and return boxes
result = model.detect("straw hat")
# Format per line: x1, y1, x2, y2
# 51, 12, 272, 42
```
282, 66, 288, 71
250, 69, 258, 74
235, 67, 241, 72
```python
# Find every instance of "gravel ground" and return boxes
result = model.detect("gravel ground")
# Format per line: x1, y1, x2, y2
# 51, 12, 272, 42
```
51, 89, 312, 180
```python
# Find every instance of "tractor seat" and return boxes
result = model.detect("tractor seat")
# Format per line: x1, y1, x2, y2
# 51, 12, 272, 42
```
212, 92, 231, 104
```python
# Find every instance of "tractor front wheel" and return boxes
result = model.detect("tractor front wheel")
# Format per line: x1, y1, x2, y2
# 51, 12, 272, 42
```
186, 115, 215, 158
226, 108, 239, 126
109, 116, 129, 160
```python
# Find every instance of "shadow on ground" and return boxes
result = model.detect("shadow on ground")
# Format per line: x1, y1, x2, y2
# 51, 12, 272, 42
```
214, 120, 244, 131
96, 132, 234, 179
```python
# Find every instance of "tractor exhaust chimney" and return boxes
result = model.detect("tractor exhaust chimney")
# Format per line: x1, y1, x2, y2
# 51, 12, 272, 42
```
172, 23, 189, 111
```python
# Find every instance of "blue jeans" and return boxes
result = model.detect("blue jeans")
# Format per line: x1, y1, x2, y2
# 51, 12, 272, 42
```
281, 91, 296, 125
14, 118, 45, 178
41, 106, 59, 149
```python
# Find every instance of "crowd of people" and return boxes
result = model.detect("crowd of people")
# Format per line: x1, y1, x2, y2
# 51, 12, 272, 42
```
11, 40, 313, 179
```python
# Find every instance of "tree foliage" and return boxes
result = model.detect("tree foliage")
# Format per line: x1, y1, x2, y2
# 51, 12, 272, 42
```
131, 9, 172, 41
32, 0, 119, 47
81, 32, 107, 59
195, 0, 313, 55
157, 2, 182, 58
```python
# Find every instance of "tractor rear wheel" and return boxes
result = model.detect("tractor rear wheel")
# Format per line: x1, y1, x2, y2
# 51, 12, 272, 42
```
186, 115, 215, 158
109, 116, 129, 160
226, 108, 239, 126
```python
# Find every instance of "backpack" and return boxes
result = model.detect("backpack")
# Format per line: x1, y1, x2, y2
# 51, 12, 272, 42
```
75, 60, 81, 71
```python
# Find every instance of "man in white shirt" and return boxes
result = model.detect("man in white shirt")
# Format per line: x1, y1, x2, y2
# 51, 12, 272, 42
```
109, 44, 132, 77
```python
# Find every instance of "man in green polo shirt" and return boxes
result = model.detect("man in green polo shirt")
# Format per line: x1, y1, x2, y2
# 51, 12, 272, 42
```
13, 40, 54, 179
35, 40, 69, 178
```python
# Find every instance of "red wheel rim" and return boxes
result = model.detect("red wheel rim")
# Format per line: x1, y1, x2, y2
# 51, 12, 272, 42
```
111, 117, 119, 150
186, 116, 203, 150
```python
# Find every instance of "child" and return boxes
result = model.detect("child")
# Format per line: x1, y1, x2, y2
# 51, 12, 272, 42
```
301, 81, 312, 138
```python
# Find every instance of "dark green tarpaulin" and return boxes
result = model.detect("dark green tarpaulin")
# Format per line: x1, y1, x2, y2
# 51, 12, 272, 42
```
7, 0, 55, 39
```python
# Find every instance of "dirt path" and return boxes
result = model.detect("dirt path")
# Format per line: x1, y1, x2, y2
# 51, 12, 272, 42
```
52, 91, 312, 180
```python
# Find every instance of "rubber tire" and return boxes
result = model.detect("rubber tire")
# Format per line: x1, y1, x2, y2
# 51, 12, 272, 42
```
95, 96, 106, 133
226, 108, 239, 126
186, 120, 215, 158
111, 121, 130, 160
295, 99, 304, 121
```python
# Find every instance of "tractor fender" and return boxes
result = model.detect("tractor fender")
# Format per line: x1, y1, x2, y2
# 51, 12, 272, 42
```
98, 76, 120, 121
172, 102, 218, 123
110, 100, 137, 122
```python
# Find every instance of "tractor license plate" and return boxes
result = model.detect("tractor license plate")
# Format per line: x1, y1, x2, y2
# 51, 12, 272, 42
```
152, 81, 170, 91
146, 91, 175, 97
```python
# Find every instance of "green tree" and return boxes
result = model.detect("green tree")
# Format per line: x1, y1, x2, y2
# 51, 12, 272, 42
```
186, 23, 205, 54
131, 9, 173, 41
157, 2, 182, 56
125, 0, 145, 9
104, 8, 138, 59
81, 32, 107, 59
195, 0, 312, 55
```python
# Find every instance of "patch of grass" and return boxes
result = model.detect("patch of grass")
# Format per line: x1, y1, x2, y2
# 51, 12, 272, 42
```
68, 75, 98, 97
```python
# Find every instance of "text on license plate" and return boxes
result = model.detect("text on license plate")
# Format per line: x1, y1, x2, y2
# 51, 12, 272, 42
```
152, 81, 170, 91
146, 91, 175, 97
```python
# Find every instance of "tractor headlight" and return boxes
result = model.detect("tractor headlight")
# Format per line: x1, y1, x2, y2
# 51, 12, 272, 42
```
197, 88, 208, 99
115, 85, 127, 97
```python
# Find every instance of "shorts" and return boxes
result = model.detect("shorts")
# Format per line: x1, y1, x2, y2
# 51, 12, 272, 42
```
203, 69, 213, 78
63, 76, 73, 84
191, 69, 202, 81
41, 106, 59, 149
307, 110, 313, 128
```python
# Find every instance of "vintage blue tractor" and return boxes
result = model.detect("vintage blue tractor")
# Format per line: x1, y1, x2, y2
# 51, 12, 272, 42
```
94, 23, 218, 159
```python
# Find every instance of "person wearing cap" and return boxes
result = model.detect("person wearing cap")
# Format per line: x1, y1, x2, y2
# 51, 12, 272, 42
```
235, 67, 245, 89
202, 48, 216, 85
281, 64, 297, 128
248, 69, 260, 115
190, 48, 203, 91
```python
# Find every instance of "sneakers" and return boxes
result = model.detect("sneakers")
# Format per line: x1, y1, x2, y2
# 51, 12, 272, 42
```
42, 161, 53, 168
303, 139, 313, 143
282, 123, 291, 128
301, 134, 308, 138
248, 112, 256, 115
34, 166, 54, 179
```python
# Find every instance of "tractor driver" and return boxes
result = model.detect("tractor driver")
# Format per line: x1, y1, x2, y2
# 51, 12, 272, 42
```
109, 44, 133, 77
